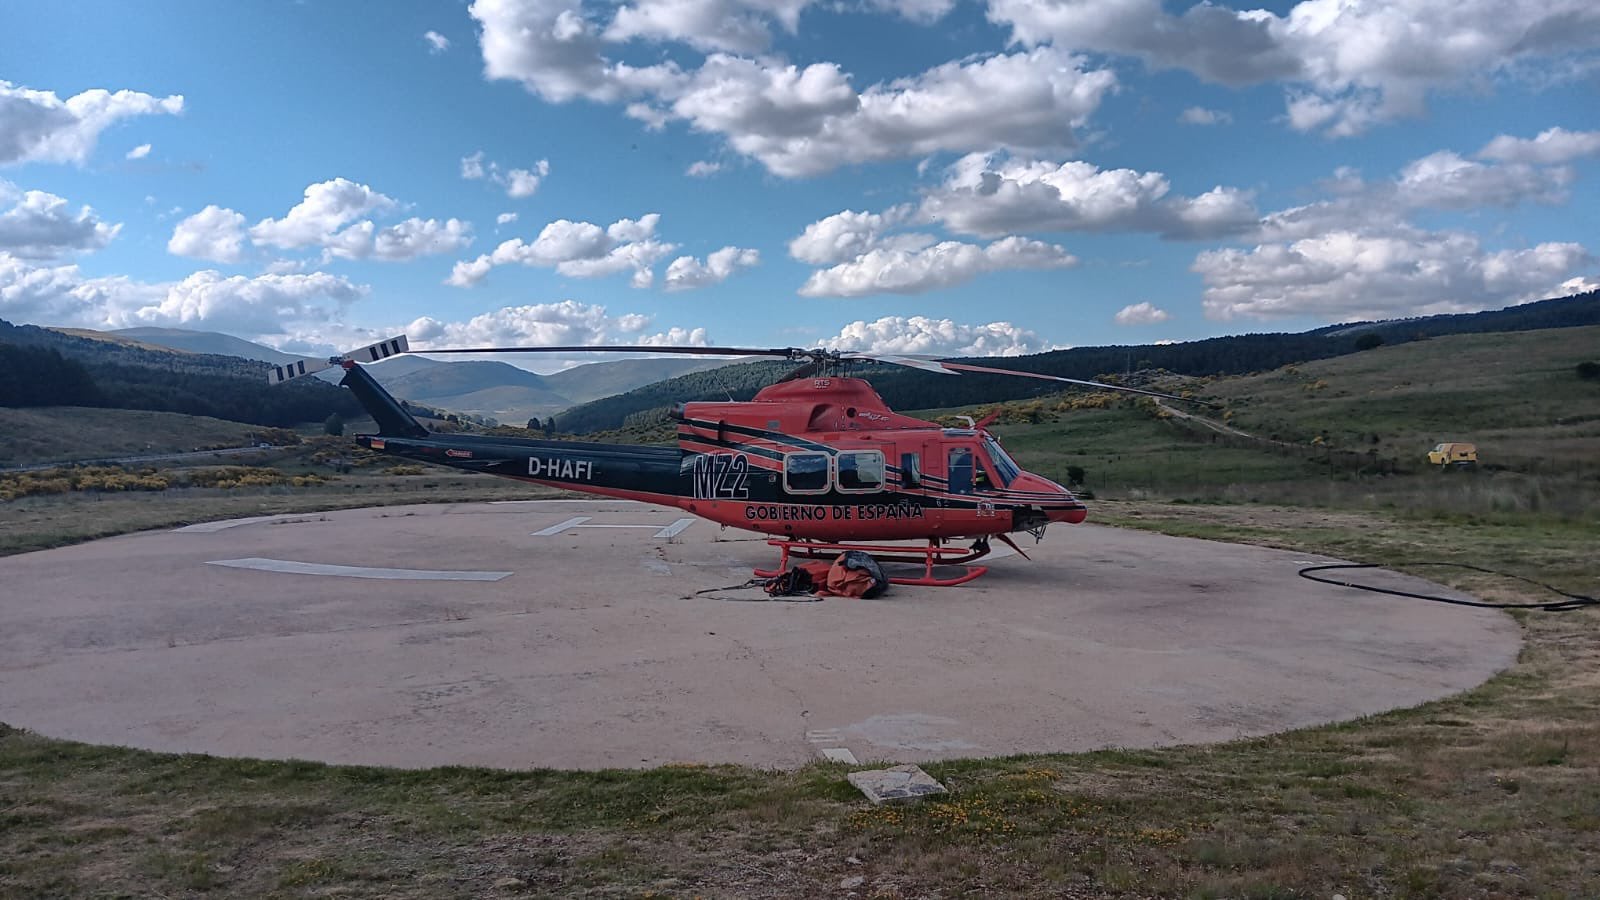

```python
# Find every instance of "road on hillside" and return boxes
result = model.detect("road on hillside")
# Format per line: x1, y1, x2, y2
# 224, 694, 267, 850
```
1153, 399, 1258, 438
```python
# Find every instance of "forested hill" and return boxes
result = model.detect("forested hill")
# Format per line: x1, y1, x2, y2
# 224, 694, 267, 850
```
555, 289, 1600, 434
0, 319, 360, 427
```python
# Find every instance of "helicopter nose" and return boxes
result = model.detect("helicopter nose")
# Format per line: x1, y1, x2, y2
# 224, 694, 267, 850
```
1011, 474, 1088, 524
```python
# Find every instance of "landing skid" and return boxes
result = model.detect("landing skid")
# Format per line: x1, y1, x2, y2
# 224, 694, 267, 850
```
754, 537, 1000, 587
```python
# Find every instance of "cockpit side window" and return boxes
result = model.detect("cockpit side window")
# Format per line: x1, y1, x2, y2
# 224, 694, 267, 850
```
981, 436, 1020, 487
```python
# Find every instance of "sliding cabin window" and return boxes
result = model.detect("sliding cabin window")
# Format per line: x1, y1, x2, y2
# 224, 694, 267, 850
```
947, 446, 975, 494
837, 450, 886, 493
783, 452, 831, 494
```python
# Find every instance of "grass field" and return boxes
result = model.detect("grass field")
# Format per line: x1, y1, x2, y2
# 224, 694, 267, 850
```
0, 471, 548, 556
0, 407, 265, 467
990, 405, 1330, 494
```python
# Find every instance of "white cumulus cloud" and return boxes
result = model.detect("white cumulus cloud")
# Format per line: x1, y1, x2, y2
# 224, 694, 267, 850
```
799, 236, 1076, 297
129, 270, 367, 333
504, 160, 551, 197
0, 80, 184, 166
0, 183, 121, 259
424, 30, 451, 53
664, 246, 760, 290
605, 0, 813, 54
920, 152, 1258, 240
461, 150, 550, 197
1257, 137, 1586, 242
471, 0, 681, 104
1178, 106, 1230, 125
168, 205, 248, 263
249, 178, 396, 250
470, 0, 1118, 177
1194, 227, 1594, 321
1114, 301, 1169, 325
788, 207, 921, 265
1479, 127, 1600, 165
0, 251, 366, 337
405, 300, 712, 356
125, 143, 152, 160
824, 315, 1059, 356
368, 218, 474, 261
985, 0, 1600, 137
447, 212, 674, 287
171, 179, 471, 263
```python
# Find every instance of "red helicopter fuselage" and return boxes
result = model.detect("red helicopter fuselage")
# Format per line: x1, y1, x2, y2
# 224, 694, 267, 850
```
341, 364, 1087, 544
668, 375, 1087, 541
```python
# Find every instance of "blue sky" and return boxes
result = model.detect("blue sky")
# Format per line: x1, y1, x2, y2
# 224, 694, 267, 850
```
2, 0, 1597, 370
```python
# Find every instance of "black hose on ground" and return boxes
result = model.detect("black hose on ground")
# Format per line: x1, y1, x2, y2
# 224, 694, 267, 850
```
1298, 563, 1598, 612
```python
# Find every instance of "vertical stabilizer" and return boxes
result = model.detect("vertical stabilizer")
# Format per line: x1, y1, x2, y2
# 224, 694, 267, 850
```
340, 364, 428, 438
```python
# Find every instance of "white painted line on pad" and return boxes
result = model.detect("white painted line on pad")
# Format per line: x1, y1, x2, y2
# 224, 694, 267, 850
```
206, 558, 512, 581
820, 747, 858, 764
493, 499, 645, 505
654, 518, 696, 539
531, 517, 591, 536
174, 515, 313, 533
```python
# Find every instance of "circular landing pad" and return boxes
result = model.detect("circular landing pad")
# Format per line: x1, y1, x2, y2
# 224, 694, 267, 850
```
0, 500, 1517, 770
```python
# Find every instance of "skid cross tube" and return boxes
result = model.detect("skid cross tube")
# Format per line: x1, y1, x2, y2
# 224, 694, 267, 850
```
754, 538, 991, 587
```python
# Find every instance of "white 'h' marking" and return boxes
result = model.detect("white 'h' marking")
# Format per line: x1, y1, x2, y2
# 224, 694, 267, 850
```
531, 517, 695, 539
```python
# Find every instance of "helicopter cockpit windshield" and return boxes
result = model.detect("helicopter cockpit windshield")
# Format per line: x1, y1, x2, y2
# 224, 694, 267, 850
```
981, 435, 1021, 487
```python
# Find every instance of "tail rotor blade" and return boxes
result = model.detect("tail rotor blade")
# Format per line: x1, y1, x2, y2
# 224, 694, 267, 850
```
265, 335, 410, 385
266, 358, 335, 385
346, 335, 410, 364
414, 344, 800, 359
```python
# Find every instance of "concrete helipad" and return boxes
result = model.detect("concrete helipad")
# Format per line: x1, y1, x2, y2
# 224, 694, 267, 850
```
0, 500, 1518, 770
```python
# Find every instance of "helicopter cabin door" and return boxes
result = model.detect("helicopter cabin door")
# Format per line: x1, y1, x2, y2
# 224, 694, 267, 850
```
943, 442, 982, 494
936, 440, 1000, 516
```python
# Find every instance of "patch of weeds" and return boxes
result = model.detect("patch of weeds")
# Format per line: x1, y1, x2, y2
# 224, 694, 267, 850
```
276, 856, 351, 888
139, 848, 220, 891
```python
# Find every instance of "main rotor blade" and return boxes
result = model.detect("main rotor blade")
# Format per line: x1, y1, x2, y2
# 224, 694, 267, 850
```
936, 361, 1219, 407
839, 352, 957, 374
412, 345, 803, 359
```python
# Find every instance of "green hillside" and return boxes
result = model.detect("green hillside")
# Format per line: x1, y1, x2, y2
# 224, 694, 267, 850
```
1, 319, 360, 427
109, 327, 318, 366
1205, 325, 1600, 473
905, 324, 1599, 519
542, 356, 731, 405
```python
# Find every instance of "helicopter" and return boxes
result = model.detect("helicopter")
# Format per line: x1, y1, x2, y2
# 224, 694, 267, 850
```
270, 336, 1207, 586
